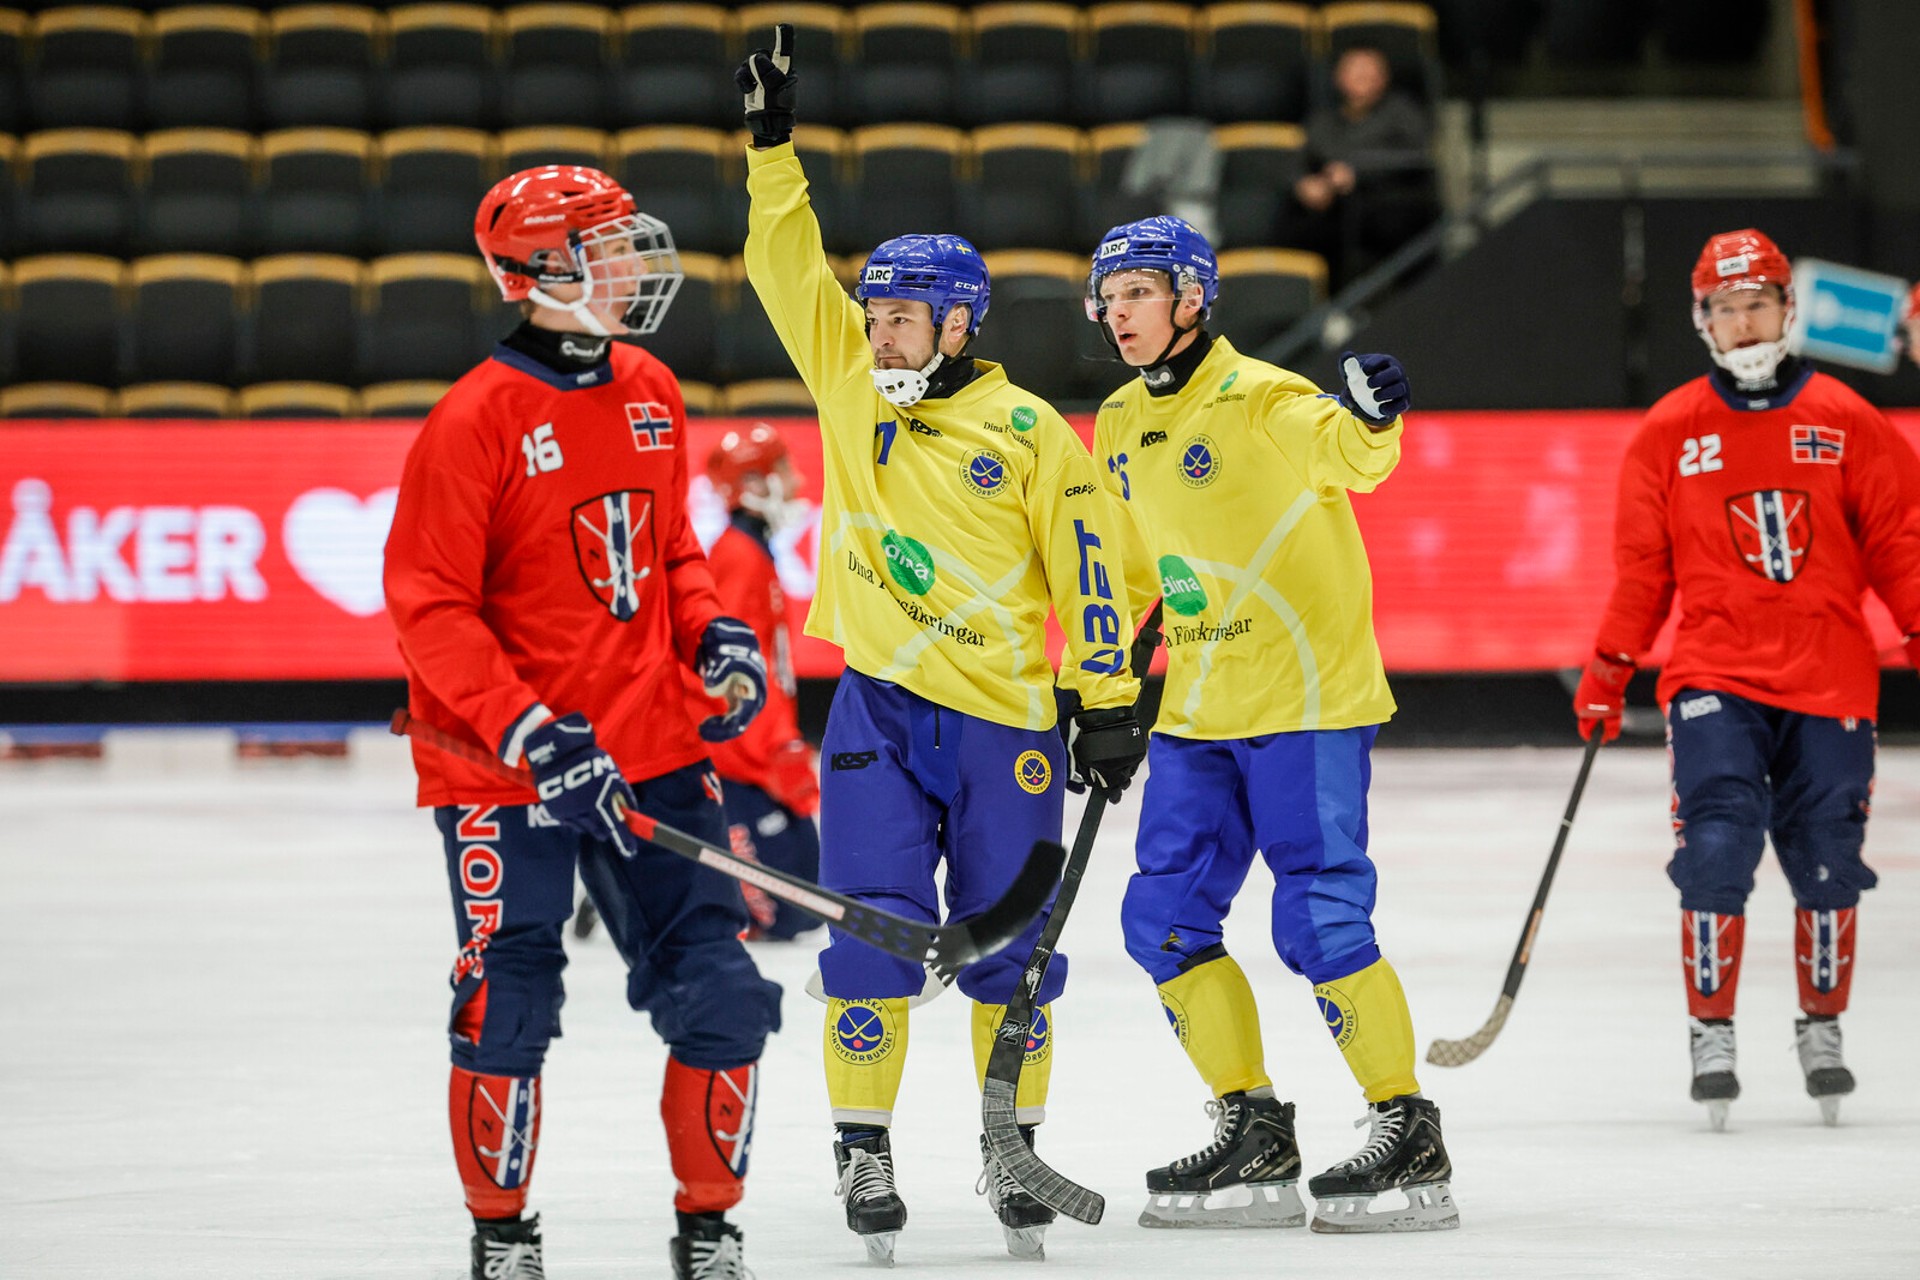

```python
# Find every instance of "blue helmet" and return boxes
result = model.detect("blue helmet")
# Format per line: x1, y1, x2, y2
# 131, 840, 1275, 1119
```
856, 234, 991, 333
1086, 216, 1219, 322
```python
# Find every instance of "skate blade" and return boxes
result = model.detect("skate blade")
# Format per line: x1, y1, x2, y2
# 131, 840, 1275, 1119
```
1818, 1096, 1842, 1127
860, 1231, 898, 1266
1309, 1181, 1459, 1234
1001, 1224, 1047, 1261
1706, 1100, 1730, 1133
1138, 1180, 1307, 1229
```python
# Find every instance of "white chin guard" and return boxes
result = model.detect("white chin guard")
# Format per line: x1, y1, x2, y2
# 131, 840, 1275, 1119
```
872, 365, 930, 407
1712, 337, 1789, 390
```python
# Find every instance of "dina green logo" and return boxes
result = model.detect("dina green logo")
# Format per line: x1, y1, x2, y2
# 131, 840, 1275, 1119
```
1219, 370, 1238, 392
882, 531, 936, 596
1011, 406, 1037, 432
1158, 555, 1208, 617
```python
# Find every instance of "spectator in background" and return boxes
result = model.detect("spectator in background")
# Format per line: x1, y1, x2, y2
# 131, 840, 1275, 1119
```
1283, 46, 1438, 286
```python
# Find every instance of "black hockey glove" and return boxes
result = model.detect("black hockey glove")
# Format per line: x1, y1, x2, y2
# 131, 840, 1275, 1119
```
1338, 350, 1411, 427
696, 616, 769, 743
736, 23, 797, 149
1067, 705, 1146, 794
524, 713, 640, 857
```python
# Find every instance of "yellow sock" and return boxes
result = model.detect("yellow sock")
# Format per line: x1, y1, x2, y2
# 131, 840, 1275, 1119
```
1157, 954, 1271, 1097
970, 1000, 1053, 1124
1313, 957, 1419, 1103
824, 997, 910, 1126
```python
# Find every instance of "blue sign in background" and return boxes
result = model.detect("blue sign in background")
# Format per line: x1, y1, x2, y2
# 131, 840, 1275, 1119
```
1793, 258, 1909, 373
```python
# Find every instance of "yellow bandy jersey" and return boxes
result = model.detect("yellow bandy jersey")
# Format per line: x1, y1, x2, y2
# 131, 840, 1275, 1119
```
1094, 337, 1399, 738
744, 143, 1138, 729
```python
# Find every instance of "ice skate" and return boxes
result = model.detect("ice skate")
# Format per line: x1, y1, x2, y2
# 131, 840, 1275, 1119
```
1308, 1095, 1459, 1233
1689, 1017, 1739, 1131
670, 1213, 748, 1280
1795, 1015, 1855, 1127
977, 1129, 1055, 1260
834, 1127, 907, 1266
470, 1213, 544, 1279
1139, 1091, 1306, 1229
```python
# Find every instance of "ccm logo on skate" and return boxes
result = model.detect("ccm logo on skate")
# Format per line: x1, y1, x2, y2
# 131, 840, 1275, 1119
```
831, 750, 879, 771
1677, 694, 1722, 721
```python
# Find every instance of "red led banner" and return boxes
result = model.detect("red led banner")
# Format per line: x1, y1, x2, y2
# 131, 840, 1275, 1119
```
2, 412, 1915, 682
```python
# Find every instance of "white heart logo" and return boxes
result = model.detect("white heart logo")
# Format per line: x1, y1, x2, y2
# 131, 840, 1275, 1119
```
282, 487, 399, 618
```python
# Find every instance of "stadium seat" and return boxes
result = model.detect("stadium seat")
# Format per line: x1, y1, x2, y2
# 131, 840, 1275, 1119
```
1320, 2, 1444, 110
12, 254, 125, 385
27, 6, 143, 130
1543, 0, 1643, 66
720, 378, 814, 415
0, 10, 25, 135
236, 381, 360, 418
500, 4, 611, 130
363, 252, 489, 383
0, 132, 17, 258
377, 127, 494, 254
850, 4, 962, 126
1198, 3, 1313, 123
614, 4, 735, 130
1081, 122, 1158, 247
250, 253, 362, 384
967, 124, 1084, 253
1082, 4, 1195, 125
678, 380, 720, 416
263, 5, 379, 130
1214, 122, 1308, 250
1210, 247, 1326, 351
721, 255, 800, 385
965, 4, 1078, 128
498, 125, 607, 173
360, 379, 451, 416
848, 124, 962, 257
127, 254, 246, 386
975, 250, 1103, 405
140, 128, 256, 256
148, 6, 263, 131
0, 382, 117, 418
634, 248, 721, 387
790, 123, 848, 254
612, 126, 734, 257
119, 381, 236, 418
736, 4, 846, 127
384, 4, 498, 131
18, 128, 138, 256
259, 127, 374, 255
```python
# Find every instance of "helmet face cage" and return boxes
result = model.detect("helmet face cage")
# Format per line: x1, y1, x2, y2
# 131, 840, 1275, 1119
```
559, 211, 683, 336
1086, 217, 1219, 324
855, 235, 991, 334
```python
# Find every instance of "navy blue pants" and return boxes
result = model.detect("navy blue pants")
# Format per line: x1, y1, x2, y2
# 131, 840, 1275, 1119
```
1665, 688, 1878, 915
722, 778, 822, 941
438, 760, 782, 1077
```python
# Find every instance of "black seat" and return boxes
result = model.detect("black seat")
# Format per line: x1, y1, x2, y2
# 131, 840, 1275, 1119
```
1081, 122, 1159, 247
0, 132, 18, 259
1215, 122, 1308, 250
361, 379, 452, 416
1209, 247, 1326, 351
792, 124, 848, 254
500, 4, 610, 130
1082, 4, 1195, 125
722, 254, 800, 384
363, 252, 488, 383
1198, 3, 1312, 123
141, 128, 256, 255
384, 4, 498, 131
965, 4, 1078, 128
0, 10, 25, 134
736, 4, 846, 127
1321, 2, 1444, 110
847, 124, 962, 256
1543, 0, 1643, 66
634, 249, 720, 385
13, 254, 125, 385
614, 4, 735, 130
376, 127, 494, 253
0, 382, 117, 418
250, 253, 362, 384
28, 7, 143, 130
18, 128, 138, 255
975, 250, 1104, 404
850, 4, 962, 126
498, 125, 607, 174
128, 254, 246, 385
119, 381, 236, 418
237, 381, 360, 418
260, 127, 374, 255
611, 126, 733, 257
148, 6, 262, 130
967, 124, 1084, 253
263, 6, 379, 130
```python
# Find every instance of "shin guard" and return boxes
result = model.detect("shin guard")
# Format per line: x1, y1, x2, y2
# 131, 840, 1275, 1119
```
1795, 907, 1856, 1016
661, 1056, 758, 1214
970, 999, 1053, 1125
824, 997, 909, 1127
1683, 909, 1745, 1019
1313, 957, 1418, 1104
1156, 954, 1271, 1098
449, 1067, 540, 1220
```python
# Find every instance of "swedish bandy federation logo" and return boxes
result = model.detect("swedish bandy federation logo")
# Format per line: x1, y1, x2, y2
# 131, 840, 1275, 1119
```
572, 489, 655, 619
1179, 434, 1220, 488
1725, 489, 1809, 583
1023, 1007, 1050, 1066
1014, 748, 1051, 794
962, 447, 1010, 497
1314, 983, 1358, 1050
831, 1000, 897, 1066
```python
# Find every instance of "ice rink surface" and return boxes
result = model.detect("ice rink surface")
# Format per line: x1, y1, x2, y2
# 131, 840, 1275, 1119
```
4, 735, 1918, 1278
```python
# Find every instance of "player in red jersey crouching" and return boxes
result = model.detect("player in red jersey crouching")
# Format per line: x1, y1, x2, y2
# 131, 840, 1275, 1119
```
1574, 229, 1920, 1130
383, 165, 778, 1280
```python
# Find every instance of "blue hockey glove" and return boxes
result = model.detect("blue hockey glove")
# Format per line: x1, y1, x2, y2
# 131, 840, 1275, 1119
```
736, 23, 797, 149
697, 617, 769, 743
1339, 350, 1411, 426
524, 713, 640, 857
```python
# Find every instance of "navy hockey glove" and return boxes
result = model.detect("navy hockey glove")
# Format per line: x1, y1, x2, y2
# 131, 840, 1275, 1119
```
1339, 350, 1411, 427
697, 617, 769, 743
736, 23, 797, 149
525, 713, 640, 857
1067, 705, 1146, 794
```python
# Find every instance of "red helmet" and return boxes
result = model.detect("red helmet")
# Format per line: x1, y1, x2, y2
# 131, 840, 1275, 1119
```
707, 423, 792, 508
474, 165, 683, 337
1690, 228, 1795, 388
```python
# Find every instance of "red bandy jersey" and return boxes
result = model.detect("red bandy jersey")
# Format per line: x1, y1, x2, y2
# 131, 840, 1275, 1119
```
688, 522, 819, 817
384, 343, 724, 806
1594, 368, 1920, 720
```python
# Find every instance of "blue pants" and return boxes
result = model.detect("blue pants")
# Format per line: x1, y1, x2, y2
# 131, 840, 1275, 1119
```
438, 760, 782, 1077
817, 671, 1067, 1004
1666, 688, 1877, 915
1123, 729, 1383, 986
723, 779, 822, 940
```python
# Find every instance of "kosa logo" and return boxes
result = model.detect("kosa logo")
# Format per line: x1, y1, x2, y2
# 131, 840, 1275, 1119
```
1063, 482, 1097, 498
961, 448, 1010, 498
830, 750, 879, 771
905, 416, 941, 437
1179, 435, 1221, 488
863, 265, 894, 285
1139, 430, 1168, 449
1073, 519, 1124, 673
1014, 749, 1052, 794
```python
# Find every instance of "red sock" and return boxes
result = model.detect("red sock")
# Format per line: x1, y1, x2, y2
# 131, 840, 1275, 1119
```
1795, 907, 1856, 1016
661, 1057, 758, 1214
1682, 910, 1744, 1019
450, 1067, 541, 1219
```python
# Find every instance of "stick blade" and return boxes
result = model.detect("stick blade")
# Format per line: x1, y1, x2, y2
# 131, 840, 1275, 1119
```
930, 839, 1065, 980
984, 1079, 1105, 1224
1425, 995, 1513, 1067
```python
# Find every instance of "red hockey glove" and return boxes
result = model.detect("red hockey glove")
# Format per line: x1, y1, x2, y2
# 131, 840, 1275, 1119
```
1573, 651, 1633, 743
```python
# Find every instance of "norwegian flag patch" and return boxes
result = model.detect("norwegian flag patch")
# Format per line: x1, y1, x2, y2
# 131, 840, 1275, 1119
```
627, 400, 674, 451
1790, 424, 1844, 464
